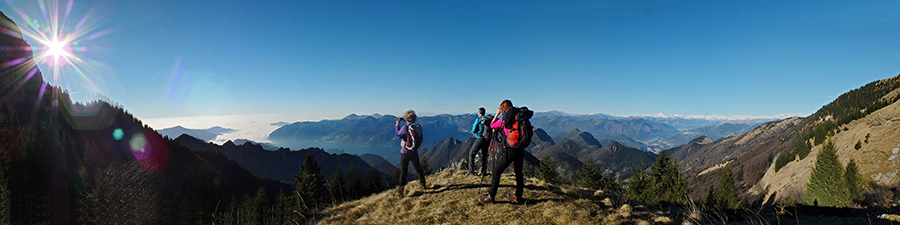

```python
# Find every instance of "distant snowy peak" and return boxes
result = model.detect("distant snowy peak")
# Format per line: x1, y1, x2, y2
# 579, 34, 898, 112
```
342, 113, 394, 120
535, 111, 619, 120
628, 113, 804, 121
535, 110, 802, 123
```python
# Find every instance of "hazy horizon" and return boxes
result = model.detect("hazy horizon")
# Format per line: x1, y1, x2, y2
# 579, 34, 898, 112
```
142, 110, 802, 145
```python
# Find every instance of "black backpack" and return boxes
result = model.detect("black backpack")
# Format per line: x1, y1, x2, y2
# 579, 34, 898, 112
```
480, 115, 493, 138
404, 123, 424, 151
503, 107, 533, 149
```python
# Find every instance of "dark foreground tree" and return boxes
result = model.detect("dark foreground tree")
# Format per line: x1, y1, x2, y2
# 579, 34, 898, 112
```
703, 166, 742, 210
294, 153, 327, 220
326, 167, 346, 203
362, 168, 385, 197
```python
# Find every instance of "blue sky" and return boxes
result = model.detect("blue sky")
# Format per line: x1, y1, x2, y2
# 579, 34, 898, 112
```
3, 0, 899, 121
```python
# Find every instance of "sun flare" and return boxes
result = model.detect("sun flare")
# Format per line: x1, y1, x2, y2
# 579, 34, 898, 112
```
5, 0, 122, 102
42, 39, 71, 59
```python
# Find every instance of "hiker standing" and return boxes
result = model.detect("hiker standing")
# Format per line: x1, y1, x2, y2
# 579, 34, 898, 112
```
395, 110, 427, 196
468, 107, 492, 176
479, 100, 533, 204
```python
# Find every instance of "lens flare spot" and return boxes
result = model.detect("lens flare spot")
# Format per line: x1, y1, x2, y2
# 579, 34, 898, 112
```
112, 128, 124, 140
129, 133, 147, 154
130, 130, 171, 171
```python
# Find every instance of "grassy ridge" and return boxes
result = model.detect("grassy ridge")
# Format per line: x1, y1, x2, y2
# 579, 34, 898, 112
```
319, 169, 675, 224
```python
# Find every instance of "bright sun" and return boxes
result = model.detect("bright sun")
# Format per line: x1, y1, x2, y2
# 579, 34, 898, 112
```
44, 39, 70, 58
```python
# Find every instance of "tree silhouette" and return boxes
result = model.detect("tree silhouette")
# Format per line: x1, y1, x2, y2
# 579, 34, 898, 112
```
294, 153, 326, 218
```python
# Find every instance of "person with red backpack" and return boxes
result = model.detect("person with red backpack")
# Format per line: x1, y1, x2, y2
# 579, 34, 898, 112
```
479, 100, 533, 204
395, 110, 427, 196
467, 107, 492, 176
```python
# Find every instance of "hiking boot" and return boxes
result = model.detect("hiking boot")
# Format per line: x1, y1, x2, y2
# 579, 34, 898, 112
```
507, 193, 523, 204
478, 195, 493, 204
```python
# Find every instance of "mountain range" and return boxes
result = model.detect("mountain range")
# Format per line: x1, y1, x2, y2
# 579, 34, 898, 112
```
267, 113, 477, 162
173, 134, 387, 183
267, 110, 778, 159
157, 125, 235, 142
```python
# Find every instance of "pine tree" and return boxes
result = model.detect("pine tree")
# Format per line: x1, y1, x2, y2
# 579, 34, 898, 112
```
703, 167, 742, 209
421, 158, 434, 176
0, 164, 8, 225
627, 166, 657, 204
535, 155, 561, 184
326, 167, 346, 203
252, 187, 268, 224
273, 190, 288, 225
844, 159, 866, 203
652, 152, 688, 204
577, 158, 621, 194
294, 153, 327, 217
346, 165, 363, 200
577, 158, 603, 190
362, 168, 385, 197
628, 152, 688, 205
855, 140, 862, 150
804, 141, 849, 207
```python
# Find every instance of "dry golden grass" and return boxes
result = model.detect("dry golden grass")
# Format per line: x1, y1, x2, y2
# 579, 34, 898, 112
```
318, 169, 671, 225
753, 99, 900, 204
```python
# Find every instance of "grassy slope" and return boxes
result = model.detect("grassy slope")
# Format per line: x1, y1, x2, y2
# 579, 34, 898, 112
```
319, 169, 676, 224
753, 90, 900, 205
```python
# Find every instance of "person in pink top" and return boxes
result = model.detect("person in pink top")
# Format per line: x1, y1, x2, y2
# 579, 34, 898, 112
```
479, 99, 527, 204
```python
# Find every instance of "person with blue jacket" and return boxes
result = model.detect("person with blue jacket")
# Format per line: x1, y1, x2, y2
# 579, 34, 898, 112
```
468, 107, 491, 176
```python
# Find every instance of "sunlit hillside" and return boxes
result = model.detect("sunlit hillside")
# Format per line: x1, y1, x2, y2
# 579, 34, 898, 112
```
318, 169, 681, 225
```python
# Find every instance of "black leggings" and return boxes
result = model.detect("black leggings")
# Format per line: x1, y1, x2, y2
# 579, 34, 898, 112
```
468, 137, 489, 174
488, 147, 524, 199
399, 150, 426, 187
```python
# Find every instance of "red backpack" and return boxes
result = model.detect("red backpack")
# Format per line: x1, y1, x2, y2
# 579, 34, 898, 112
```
504, 107, 534, 149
